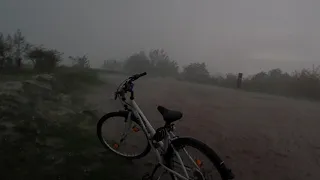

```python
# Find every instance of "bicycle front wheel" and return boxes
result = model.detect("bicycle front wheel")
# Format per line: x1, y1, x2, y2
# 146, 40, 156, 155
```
165, 137, 234, 180
97, 111, 151, 159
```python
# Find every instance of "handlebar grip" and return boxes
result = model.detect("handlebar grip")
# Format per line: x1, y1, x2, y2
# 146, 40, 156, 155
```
140, 72, 147, 76
131, 72, 147, 81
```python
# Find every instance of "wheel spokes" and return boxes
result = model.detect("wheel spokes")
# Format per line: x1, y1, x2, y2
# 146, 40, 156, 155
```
171, 146, 218, 180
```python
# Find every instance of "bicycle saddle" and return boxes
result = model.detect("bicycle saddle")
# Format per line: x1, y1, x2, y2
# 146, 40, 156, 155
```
157, 106, 183, 123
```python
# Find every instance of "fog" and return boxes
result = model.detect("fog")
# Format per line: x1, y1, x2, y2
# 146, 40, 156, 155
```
1, 0, 320, 74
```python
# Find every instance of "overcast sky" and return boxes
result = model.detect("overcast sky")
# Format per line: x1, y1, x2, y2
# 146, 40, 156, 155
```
1, 0, 320, 74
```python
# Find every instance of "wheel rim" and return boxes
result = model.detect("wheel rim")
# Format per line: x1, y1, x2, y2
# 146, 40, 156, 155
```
100, 116, 148, 158
171, 145, 222, 180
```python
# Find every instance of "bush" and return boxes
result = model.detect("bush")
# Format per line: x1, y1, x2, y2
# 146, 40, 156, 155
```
181, 62, 210, 83
212, 67, 320, 100
120, 49, 179, 77
288, 68, 320, 99
123, 51, 151, 73
27, 47, 62, 72
69, 55, 90, 69
148, 49, 179, 77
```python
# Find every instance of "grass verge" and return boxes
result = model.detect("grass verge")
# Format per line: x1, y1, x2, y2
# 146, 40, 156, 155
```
0, 68, 139, 180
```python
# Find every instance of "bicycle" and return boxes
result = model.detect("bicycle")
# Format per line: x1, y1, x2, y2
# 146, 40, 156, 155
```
97, 72, 234, 180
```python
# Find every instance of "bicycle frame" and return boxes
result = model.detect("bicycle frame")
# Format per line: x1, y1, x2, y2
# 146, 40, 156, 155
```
124, 99, 199, 180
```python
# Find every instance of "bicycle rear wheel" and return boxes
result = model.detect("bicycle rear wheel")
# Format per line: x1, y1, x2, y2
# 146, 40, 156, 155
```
165, 137, 234, 180
97, 111, 151, 159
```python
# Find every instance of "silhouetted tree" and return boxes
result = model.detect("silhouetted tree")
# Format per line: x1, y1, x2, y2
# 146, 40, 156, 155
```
149, 49, 179, 77
268, 68, 282, 78
12, 29, 30, 68
27, 46, 63, 72
123, 51, 151, 73
0, 30, 30, 69
0, 33, 6, 69
69, 55, 90, 69
182, 62, 210, 83
122, 49, 179, 76
0, 34, 14, 68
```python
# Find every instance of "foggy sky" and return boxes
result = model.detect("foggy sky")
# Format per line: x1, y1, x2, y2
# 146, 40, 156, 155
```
1, 0, 320, 74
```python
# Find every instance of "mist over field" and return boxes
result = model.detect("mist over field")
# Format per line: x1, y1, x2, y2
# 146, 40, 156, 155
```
1, 0, 320, 180
1, 0, 320, 74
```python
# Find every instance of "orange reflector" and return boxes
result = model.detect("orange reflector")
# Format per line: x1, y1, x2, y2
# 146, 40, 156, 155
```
195, 159, 203, 167
113, 143, 119, 149
132, 127, 140, 132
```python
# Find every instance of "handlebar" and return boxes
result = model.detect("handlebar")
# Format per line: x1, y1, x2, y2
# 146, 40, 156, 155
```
114, 72, 147, 100
130, 72, 147, 81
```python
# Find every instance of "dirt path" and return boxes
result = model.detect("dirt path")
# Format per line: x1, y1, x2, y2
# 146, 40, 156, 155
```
87, 74, 320, 180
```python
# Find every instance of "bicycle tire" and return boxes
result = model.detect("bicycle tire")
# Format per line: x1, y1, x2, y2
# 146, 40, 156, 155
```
97, 111, 151, 159
164, 137, 234, 180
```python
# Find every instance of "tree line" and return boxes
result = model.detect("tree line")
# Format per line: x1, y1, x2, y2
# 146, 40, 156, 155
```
102, 49, 211, 82
2, 29, 318, 100
0, 29, 90, 73
102, 49, 320, 100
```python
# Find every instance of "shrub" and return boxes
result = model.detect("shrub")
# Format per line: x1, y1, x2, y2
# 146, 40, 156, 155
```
69, 55, 90, 69
123, 51, 151, 73
288, 67, 320, 99
121, 49, 179, 77
148, 49, 179, 77
212, 67, 320, 100
27, 47, 63, 72
181, 62, 210, 83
